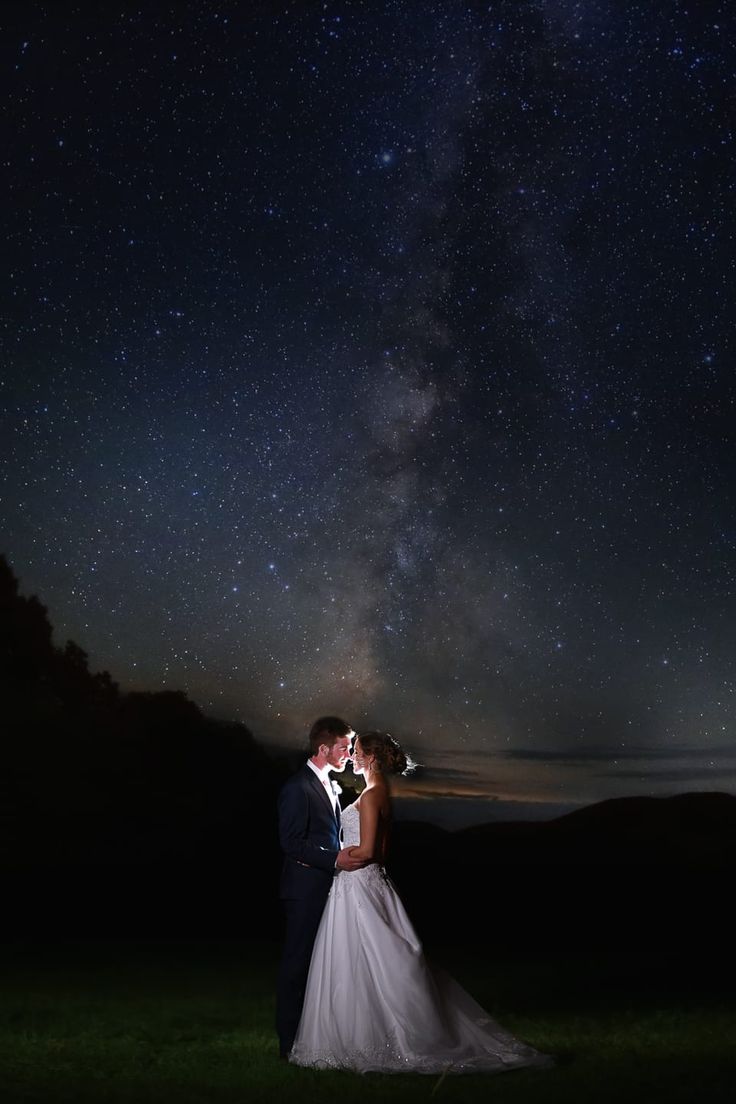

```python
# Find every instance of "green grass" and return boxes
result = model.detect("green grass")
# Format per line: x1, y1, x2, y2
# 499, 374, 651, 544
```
0, 939, 733, 1103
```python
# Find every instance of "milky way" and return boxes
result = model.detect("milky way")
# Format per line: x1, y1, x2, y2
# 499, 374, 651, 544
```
3, 2, 734, 824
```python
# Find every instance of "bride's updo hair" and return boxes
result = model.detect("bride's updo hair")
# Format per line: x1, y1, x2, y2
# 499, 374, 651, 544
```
358, 731, 414, 776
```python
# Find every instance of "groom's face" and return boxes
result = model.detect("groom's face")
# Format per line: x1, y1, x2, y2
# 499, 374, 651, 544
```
326, 734, 353, 773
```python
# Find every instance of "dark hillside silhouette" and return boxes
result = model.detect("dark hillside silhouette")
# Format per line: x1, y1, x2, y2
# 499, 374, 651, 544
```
388, 793, 736, 946
0, 555, 288, 935
448, 792, 736, 866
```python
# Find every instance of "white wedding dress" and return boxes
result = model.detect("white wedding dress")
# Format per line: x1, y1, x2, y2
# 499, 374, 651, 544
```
289, 803, 553, 1074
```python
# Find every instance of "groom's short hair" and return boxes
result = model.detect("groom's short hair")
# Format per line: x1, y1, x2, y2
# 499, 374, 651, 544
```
308, 716, 352, 754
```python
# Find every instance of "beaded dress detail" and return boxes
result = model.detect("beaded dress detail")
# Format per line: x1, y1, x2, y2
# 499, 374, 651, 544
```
289, 803, 552, 1075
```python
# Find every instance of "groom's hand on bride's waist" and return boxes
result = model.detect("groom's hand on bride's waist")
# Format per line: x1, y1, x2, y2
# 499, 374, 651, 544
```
336, 848, 367, 872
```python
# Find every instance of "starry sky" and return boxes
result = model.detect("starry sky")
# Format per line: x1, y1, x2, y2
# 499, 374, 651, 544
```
3, 1, 734, 828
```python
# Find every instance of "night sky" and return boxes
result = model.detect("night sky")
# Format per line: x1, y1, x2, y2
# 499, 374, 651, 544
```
3, 2, 734, 827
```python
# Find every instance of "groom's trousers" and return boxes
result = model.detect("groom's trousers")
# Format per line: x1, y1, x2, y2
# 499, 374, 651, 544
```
276, 891, 329, 1057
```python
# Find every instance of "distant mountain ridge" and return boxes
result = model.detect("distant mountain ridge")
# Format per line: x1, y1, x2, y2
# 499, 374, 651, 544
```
549, 790, 736, 836
391, 791, 736, 869
388, 792, 735, 946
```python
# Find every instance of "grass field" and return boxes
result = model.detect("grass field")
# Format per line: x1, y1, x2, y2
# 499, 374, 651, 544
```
0, 938, 734, 1103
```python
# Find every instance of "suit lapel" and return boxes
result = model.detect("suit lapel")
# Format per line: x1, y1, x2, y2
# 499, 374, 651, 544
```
305, 765, 336, 817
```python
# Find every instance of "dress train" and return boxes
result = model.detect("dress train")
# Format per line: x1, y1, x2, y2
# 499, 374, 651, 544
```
290, 804, 552, 1074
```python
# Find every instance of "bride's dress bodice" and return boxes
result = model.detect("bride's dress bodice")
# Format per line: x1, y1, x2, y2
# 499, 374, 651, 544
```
337, 803, 387, 893
340, 802, 360, 847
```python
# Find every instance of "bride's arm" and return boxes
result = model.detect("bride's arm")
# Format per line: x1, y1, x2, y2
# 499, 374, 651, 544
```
347, 789, 381, 862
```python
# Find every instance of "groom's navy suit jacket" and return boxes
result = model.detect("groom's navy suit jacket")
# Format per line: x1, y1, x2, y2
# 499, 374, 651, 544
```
278, 764, 342, 901
276, 763, 342, 1054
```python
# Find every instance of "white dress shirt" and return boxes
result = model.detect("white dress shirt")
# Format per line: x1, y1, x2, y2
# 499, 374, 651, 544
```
307, 759, 338, 815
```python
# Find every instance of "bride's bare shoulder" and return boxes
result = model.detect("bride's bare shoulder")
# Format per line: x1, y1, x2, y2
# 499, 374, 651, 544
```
357, 785, 391, 817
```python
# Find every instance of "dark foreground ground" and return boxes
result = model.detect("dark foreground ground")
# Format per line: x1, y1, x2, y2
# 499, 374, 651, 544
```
0, 937, 734, 1104
1, 843, 734, 1102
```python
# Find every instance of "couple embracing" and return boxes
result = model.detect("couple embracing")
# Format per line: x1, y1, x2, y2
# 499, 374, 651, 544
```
276, 717, 553, 1075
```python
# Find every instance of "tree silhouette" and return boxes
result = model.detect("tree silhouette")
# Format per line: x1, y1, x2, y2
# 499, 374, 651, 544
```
0, 554, 287, 935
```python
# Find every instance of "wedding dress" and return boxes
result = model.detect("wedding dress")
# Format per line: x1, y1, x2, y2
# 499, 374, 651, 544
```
289, 803, 553, 1074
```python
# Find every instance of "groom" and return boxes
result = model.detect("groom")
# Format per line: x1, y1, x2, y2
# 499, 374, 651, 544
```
276, 716, 365, 1059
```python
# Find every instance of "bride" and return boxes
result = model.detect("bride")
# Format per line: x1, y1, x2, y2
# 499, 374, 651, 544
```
289, 731, 553, 1075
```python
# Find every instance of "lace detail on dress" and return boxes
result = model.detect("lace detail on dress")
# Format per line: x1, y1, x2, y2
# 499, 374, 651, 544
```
339, 802, 361, 847
290, 1037, 551, 1075
333, 802, 390, 894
